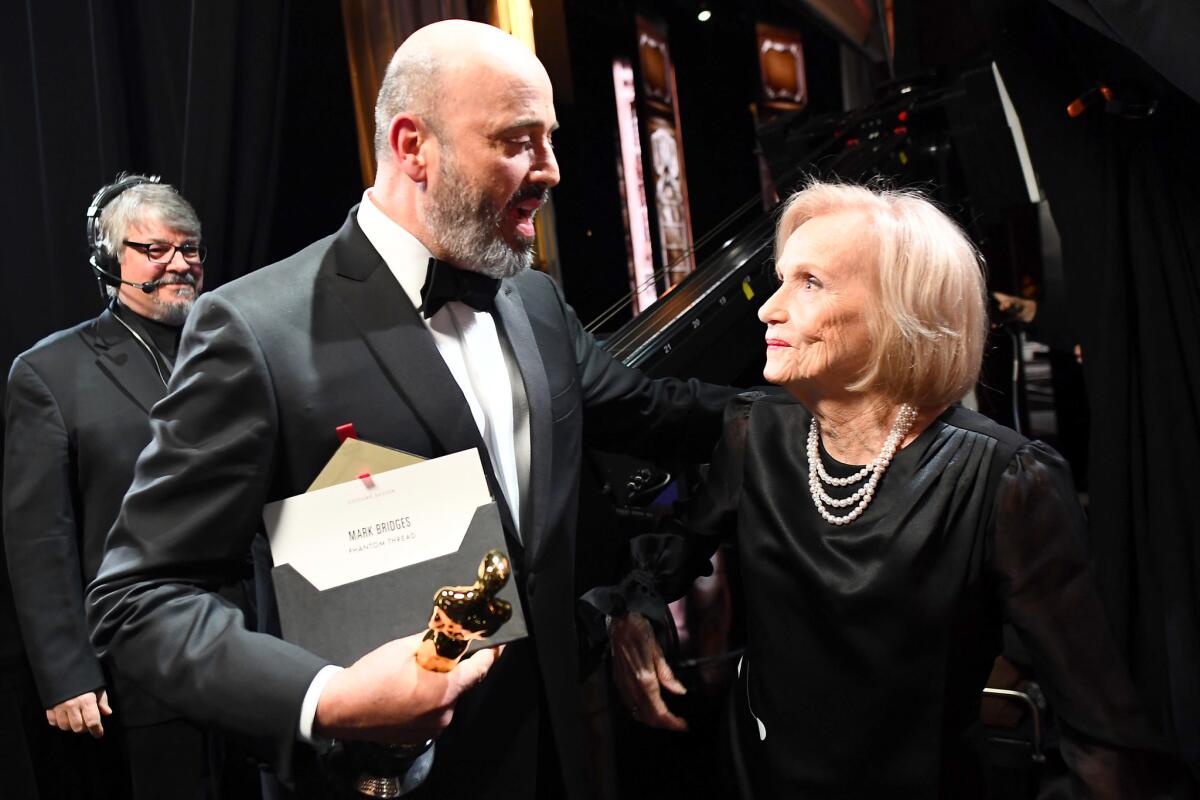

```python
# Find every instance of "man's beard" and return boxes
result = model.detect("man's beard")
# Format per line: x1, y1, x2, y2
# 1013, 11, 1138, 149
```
422, 152, 547, 279
148, 274, 198, 326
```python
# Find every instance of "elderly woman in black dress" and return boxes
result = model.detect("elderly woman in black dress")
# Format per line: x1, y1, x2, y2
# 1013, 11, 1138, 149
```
589, 181, 1186, 798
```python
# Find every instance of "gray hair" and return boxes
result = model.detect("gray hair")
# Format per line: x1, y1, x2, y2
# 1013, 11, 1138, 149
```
93, 174, 202, 298
373, 50, 443, 160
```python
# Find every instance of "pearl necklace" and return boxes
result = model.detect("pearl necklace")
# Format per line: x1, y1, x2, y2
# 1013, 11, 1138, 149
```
806, 404, 918, 526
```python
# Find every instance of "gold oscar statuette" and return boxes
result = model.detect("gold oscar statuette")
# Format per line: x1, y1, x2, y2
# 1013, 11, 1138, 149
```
414, 549, 513, 672
353, 550, 512, 798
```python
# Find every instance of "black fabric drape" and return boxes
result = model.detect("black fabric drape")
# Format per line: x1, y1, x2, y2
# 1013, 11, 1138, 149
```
0, 0, 289, 383
1048, 0, 1200, 105
986, 0, 1200, 781
0, 1, 290, 794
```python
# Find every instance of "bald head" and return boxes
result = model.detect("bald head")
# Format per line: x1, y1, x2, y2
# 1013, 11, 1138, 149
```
373, 20, 548, 161
369, 20, 559, 277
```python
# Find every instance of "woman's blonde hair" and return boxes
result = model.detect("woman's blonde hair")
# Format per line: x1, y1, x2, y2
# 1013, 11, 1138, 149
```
775, 180, 987, 407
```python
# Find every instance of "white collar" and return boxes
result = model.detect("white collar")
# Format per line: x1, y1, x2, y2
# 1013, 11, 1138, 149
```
355, 189, 432, 310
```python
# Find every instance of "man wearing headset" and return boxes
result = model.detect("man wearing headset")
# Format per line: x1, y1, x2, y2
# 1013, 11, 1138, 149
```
2, 174, 219, 796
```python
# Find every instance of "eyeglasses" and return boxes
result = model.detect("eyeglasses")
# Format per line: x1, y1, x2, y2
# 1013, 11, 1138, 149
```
124, 240, 208, 265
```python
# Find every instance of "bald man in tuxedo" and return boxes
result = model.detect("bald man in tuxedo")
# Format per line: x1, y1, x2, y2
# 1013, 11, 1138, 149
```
88, 20, 729, 799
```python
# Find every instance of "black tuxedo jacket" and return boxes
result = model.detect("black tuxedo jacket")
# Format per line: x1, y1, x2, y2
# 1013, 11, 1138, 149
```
88, 210, 729, 797
3, 309, 183, 726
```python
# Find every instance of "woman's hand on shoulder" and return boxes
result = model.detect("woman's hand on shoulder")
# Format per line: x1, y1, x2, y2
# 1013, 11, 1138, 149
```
609, 612, 689, 732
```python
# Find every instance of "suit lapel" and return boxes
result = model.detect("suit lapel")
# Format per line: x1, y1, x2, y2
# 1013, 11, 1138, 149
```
494, 283, 552, 563
322, 211, 486, 462
88, 309, 167, 414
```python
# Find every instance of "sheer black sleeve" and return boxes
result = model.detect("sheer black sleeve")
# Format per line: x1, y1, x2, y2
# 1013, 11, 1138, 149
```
580, 392, 757, 640
993, 441, 1191, 798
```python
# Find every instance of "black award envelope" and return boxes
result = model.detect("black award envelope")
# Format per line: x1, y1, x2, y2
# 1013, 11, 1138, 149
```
271, 501, 527, 667
266, 440, 528, 667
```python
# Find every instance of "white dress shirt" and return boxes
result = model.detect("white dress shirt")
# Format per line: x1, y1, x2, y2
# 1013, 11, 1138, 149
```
298, 190, 528, 745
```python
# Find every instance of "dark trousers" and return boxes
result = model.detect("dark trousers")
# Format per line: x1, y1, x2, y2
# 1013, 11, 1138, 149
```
125, 718, 263, 800
2, 700, 260, 800
126, 719, 209, 799
0, 662, 128, 800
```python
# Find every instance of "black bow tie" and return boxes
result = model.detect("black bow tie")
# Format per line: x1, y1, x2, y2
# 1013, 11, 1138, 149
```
418, 257, 501, 319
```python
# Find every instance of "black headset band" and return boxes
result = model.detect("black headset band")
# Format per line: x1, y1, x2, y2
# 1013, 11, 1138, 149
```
86, 174, 161, 252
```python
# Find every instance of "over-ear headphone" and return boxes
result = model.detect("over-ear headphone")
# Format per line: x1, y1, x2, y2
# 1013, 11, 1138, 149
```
86, 174, 162, 300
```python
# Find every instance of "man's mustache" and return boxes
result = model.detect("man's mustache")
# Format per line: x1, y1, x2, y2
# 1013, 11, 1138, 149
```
508, 184, 549, 209
157, 273, 199, 288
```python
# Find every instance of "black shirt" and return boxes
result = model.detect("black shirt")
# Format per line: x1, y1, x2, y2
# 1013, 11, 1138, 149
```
116, 305, 182, 371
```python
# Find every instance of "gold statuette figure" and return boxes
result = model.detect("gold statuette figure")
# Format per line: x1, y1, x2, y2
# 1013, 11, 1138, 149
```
415, 549, 512, 672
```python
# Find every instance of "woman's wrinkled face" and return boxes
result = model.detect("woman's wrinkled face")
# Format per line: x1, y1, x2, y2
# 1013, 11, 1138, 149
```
757, 211, 877, 395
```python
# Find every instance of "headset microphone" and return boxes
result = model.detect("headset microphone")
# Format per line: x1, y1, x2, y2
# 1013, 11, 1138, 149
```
88, 255, 162, 293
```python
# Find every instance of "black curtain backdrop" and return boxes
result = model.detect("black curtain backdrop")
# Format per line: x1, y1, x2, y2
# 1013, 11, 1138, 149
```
0, 0, 290, 381
0, 1, 336, 793
1049, 0, 1200, 105
0, 0, 287, 692
986, 1, 1200, 780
